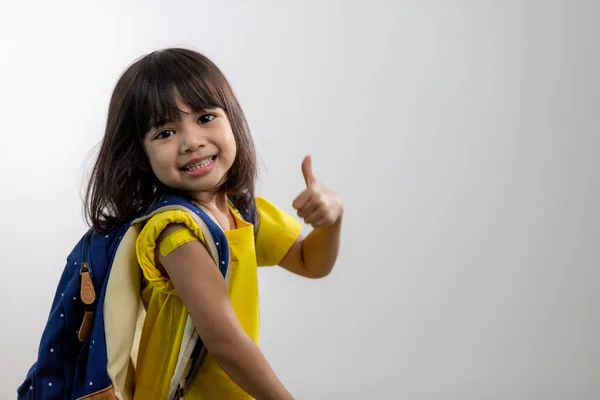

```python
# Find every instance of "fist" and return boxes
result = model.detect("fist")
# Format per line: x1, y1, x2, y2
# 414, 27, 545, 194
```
292, 156, 343, 228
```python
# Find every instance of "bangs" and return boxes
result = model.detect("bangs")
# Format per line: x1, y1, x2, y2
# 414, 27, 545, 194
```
131, 49, 228, 135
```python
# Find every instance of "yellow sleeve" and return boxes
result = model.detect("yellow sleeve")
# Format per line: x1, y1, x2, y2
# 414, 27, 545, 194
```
255, 197, 303, 267
136, 210, 206, 294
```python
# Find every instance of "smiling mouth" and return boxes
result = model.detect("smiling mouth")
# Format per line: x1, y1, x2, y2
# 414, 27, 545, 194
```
181, 156, 216, 171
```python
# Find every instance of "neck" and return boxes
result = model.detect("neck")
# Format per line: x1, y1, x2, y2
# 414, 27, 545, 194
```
188, 191, 229, 214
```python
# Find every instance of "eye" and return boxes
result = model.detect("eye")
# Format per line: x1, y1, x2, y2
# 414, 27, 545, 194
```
154, 129, 175, 140
198, 114, 216, 124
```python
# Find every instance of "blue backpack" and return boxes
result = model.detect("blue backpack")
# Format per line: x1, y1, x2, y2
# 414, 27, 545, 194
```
18, 194, 255, 400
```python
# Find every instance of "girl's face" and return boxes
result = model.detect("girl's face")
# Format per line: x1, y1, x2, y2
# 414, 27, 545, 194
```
143, 97, 237, 197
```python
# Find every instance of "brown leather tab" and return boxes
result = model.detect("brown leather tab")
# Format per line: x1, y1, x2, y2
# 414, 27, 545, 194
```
78, 311, 94, 342
80, 266, 96, 305
76, 385, 117, 400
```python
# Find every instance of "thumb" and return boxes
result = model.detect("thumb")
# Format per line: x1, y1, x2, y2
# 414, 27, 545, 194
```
302, 155, 316, 187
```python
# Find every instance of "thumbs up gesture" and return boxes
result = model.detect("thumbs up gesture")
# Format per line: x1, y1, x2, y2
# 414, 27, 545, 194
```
292, 156, 343, 229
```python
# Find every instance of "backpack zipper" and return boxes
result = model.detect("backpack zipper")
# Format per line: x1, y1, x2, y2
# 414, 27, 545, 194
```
78, 231, 96, 342
79, 230, 96, 305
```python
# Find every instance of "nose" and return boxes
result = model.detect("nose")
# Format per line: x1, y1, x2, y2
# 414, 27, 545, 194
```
179, 126, 206, 154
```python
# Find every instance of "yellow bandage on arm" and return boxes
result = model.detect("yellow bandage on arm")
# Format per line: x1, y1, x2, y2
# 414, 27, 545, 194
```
158, 227, 198, 257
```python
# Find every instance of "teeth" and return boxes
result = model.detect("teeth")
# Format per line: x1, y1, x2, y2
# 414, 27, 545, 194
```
184, 157, 214, 171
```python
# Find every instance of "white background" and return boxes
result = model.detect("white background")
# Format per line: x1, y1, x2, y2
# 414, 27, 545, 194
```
1, 0, 599, 399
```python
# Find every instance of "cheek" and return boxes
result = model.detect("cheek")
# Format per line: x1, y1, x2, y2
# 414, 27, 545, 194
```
145, 146, 172, 175
223, 130, 237, 160
152, 153, 170, 168
228, 137, 237, 161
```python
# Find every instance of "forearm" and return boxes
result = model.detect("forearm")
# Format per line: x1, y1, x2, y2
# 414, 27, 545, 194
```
210, 333, 293, 400
301, 213, 342, 278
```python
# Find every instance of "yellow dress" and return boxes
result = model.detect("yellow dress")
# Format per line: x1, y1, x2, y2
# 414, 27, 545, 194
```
133, 197, 302, 399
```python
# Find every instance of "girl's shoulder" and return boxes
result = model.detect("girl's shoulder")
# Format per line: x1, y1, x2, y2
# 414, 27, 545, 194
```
254, 196, 298, 220
136, 209, 208, 257
254, 196, 285, 215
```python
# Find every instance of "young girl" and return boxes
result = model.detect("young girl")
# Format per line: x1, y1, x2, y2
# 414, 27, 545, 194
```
85, 48, 343, 399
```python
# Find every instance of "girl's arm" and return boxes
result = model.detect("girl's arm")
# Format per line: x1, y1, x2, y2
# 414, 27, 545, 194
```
157, 224, 293, 400
279, 215, 342, 279
279, 156, 344, 278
